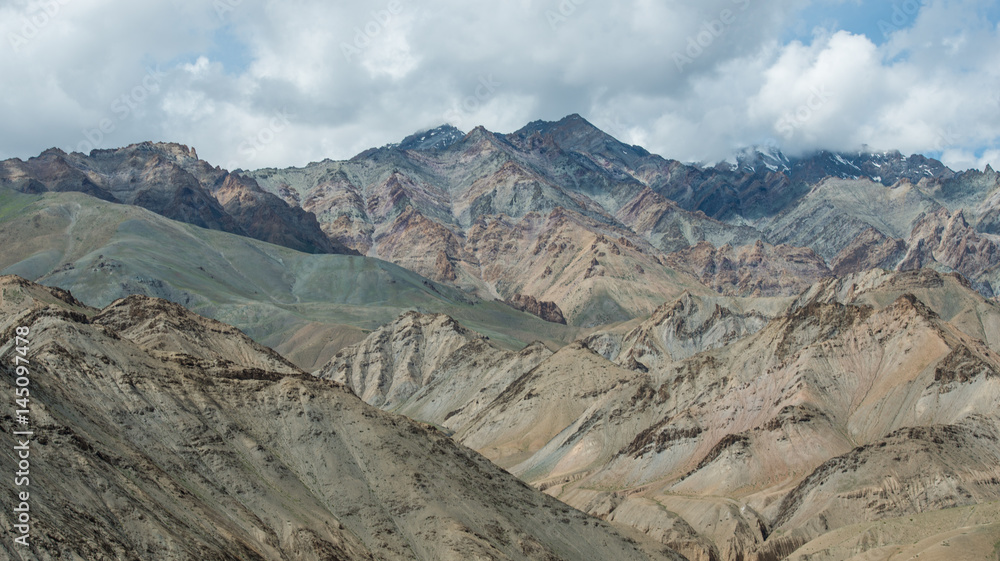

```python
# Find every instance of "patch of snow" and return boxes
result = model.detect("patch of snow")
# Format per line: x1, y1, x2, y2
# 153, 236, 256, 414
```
832, 153, 861, 171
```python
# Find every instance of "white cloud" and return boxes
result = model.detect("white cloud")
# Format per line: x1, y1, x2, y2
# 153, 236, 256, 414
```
0, 0, 997, 170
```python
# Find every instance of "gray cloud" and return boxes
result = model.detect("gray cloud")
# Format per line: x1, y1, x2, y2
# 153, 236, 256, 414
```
1, 0, 998, 171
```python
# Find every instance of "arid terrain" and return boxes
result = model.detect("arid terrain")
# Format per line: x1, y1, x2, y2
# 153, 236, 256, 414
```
2, 117, 1000, 560
0, 276, 679, 560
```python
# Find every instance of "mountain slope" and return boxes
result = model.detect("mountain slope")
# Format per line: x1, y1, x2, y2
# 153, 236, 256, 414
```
320, 311, 554, 431
0, 276, 680, 561
664, 240, 832, 297
518, 280, 1000, 559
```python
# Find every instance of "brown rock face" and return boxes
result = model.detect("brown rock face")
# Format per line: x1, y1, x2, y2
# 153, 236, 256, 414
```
830, 227, 907, 276
665, 240, 832, 297
899, 208, 1000, 296
505, 293, 567, 324
434, 250, 458, 281
374, 205, 469, 283
213, 172, 350, 254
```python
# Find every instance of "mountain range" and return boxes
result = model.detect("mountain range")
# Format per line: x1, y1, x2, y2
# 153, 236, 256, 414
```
5, 115, 999, 327
2, 115, 1000, 560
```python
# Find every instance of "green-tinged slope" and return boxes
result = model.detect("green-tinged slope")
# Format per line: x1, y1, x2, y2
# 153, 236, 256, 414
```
0, 189, 579, 369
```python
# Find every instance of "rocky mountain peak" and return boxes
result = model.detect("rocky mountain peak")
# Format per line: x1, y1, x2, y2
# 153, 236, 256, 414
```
88, 140, 198, 164
450, 125, 507, 154
397, 124, 466, 151
92, 294, 303, 374
38, 147, 68, 158
504, 293, 567, 324
730, 145, 792, 173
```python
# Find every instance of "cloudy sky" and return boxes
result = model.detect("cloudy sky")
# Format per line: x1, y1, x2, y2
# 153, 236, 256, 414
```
2, 0, 999, 171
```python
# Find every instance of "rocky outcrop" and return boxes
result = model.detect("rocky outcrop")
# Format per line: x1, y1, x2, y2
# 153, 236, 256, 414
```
899, 208, 1000, 296
211, 172, 350, 254
504, 293, 567, 324
317, 311, 556, 430
829, 227, 907, 276
587, 291, 774, 371
763, 416, 1000, 558
320, 311, 478, 408
664, 240, 832, 297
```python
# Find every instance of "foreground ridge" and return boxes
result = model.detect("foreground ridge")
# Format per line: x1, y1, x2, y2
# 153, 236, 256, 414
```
0, 276, 678, 561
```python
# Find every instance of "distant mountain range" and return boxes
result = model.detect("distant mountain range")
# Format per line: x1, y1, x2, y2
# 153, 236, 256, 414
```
3, 116, 1000, 560
5, 115, 997, 327
0, 142, 355, 255
248, 115, 1000, 311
